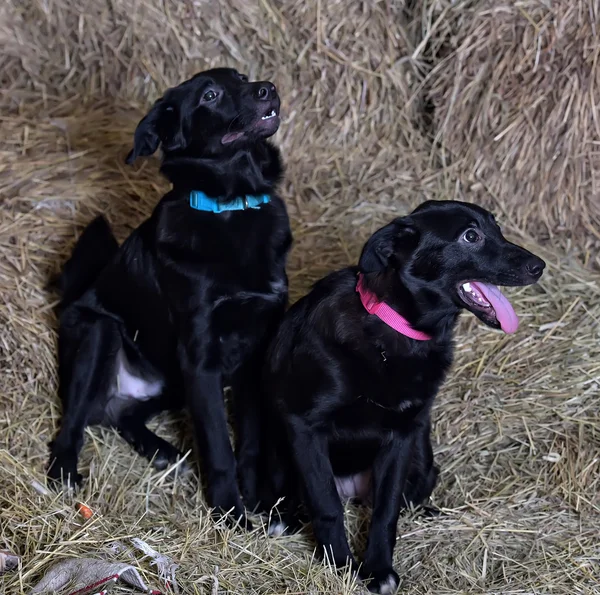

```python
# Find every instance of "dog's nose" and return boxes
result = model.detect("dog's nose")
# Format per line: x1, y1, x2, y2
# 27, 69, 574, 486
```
526, 257, 546, 278
256, 82, 277, 101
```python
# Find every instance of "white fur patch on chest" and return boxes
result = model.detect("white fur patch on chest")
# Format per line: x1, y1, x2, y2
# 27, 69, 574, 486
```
115, 350, 163, 400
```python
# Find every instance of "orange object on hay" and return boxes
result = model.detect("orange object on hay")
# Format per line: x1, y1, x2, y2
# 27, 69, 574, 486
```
76, 502, 94, 520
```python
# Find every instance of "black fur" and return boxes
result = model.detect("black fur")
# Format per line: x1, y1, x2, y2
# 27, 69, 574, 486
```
48, 68, 292, 528
259, 200, 545, 593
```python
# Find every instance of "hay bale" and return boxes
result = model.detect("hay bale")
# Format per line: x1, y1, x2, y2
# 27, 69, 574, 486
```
421, 0, 600, 242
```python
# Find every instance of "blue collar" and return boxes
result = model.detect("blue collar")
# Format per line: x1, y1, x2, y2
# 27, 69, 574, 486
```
189, 190, 270, 213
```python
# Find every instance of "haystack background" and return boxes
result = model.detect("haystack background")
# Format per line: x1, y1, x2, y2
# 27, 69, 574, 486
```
1, 1, 599, 593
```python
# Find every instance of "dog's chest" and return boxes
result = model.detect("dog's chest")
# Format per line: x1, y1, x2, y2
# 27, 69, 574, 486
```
334, 350, 450, 431
168, 199, 282, 249
157, 201, 290, 373
372, 348, 446, 392
162, 205, 288, 290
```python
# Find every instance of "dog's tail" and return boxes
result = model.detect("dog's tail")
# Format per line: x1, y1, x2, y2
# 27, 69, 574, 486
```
52, 215, 119, 309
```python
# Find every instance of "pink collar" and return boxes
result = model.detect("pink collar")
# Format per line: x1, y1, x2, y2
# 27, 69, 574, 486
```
356, 273, 432, 341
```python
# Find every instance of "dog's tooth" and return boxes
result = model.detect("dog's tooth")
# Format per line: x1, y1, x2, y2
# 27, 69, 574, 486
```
462, 282, 472, 292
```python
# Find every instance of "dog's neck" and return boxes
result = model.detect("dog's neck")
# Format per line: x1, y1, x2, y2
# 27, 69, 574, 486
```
160, 140, 283, 200
363, 272, 460, 341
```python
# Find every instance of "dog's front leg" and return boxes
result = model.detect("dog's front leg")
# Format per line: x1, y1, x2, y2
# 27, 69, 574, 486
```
231, 354, 262, 511
191, 371, 247, 525
233, 303, 287, 511
361, 434, 415, 594
178, 339, 247, 527
286, 416, 358, 571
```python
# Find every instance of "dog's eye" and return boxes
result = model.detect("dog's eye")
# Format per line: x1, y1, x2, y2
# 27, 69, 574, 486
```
239, 74, 248, 82
462, 229, 481, 243
202, 90, 217, 102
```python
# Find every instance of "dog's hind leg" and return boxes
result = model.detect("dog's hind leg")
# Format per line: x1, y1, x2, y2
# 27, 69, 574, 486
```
230, 355, 264, 511
48, 316, 120, 487
115, 397, 185, 472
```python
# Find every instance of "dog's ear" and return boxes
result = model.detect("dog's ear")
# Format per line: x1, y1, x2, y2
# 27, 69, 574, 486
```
126, 99, 188, 164
126, 100, 164, 164
359, 219, 419, 273
158, 103, 189, 154
125, 99, 163, 165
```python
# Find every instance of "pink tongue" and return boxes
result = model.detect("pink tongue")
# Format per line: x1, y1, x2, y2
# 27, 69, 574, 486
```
470, 282, 519, 334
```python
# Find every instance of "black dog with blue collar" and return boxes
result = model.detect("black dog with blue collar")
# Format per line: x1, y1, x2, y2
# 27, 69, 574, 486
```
49, 68, 292, 532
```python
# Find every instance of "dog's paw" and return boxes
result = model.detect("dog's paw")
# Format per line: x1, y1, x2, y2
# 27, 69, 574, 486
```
217, 508, 253, 531
47, 456, 82, 490
152, 447, 188, 474
365, 569, 400, 594
267, 509, 304, 537
212, 497, 253, 531
267, 519, 288, 537
235, 512, 253, 532
209, 483, 253, 531
419, 504, 443, 519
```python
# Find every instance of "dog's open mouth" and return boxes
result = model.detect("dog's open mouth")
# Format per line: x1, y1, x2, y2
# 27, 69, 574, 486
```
457, 281, 519, 334
221, 106, 280, 145
261, 109, 277, 120
255, 105, 280, 129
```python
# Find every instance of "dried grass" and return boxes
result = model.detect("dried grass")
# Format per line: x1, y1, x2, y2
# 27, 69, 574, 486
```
420, 0, 600, 246
1, 0, 600, 594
